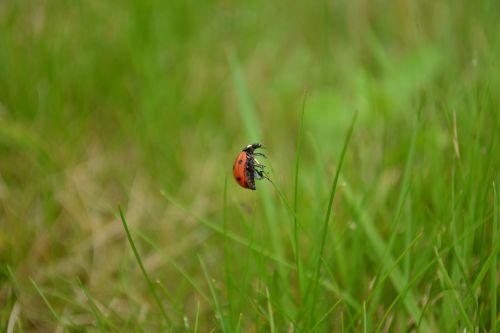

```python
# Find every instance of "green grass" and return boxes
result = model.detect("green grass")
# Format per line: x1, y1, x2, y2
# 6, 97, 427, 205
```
1, 0, 499, 332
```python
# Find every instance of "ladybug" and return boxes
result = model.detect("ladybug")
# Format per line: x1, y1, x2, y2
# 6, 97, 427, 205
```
232, 143, 267, 190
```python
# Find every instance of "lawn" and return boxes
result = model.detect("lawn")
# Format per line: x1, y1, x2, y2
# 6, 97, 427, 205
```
0, 0, 498, 332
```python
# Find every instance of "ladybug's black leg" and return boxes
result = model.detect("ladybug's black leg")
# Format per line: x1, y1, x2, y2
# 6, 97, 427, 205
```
254, 169, 265, 180
254, 169, 271, 181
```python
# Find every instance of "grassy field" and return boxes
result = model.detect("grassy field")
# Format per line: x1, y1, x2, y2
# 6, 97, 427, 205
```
1, 0, 499, 332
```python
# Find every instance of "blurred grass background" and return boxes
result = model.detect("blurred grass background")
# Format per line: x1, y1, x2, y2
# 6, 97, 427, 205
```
0, 0, 499, 331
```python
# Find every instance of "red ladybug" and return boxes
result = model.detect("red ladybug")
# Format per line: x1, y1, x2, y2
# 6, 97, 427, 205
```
232, 143, 267, 190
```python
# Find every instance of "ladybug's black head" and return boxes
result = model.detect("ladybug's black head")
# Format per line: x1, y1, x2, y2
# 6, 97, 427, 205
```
243, 143, 263, 153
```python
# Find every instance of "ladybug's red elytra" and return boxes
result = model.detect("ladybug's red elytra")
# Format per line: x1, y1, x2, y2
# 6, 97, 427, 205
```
232, 143, 268, 190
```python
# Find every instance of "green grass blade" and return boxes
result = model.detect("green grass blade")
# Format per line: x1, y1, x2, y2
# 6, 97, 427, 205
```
434, 247, 474, 331
293, 90, 308, 299
450, 247, 480, 323
194, 301, 200, 333
362, 301, 367, 333
161, 190, 292, 268
471, 232, 500, 292
118, 206, 171, 327
371, 233, 423, 332
368, 123, 418, 317
199, 255, 227, 333
309, 111, 357, 322
265, 288, 276, 333
222, 175, 236, 330
30, 278, 66, 329
491, 182, 498, 332
235, 313, 243, 333
163, 188, 355, 322
342, 181, 432, 331
77, 278, 111, 332
320, 256, 361, 310
309, 298, 342, 333
136, 229, 212, 304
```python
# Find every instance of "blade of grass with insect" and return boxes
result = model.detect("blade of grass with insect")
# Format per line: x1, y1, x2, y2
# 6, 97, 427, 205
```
227, 50, 285, 264
230, 51, 295, 320
307, 111, 357, 326
118, 206, 171, 328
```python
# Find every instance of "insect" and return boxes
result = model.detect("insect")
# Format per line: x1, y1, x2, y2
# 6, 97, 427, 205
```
232, 143, 268, 190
